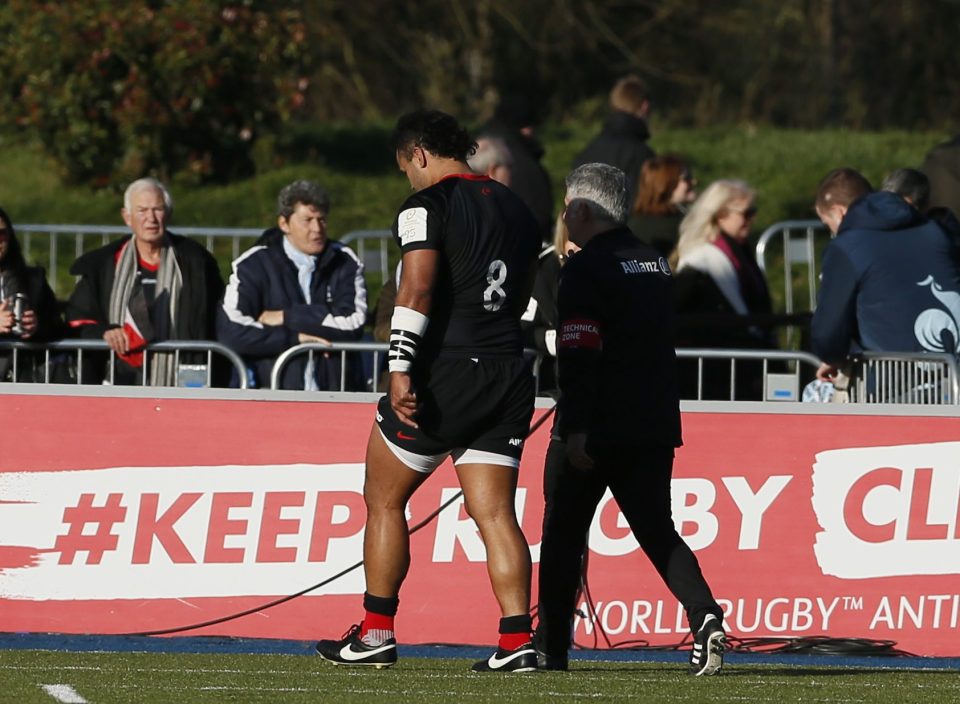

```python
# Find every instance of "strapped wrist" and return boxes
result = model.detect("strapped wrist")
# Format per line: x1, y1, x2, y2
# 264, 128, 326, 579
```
388, 306, 429, 372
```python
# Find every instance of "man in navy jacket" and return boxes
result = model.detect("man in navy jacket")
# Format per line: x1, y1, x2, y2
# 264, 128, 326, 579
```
812, 168, 960, 381
217, 180, 368, 389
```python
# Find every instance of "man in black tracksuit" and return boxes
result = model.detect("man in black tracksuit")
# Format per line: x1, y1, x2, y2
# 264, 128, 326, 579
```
535, 163, 726, 676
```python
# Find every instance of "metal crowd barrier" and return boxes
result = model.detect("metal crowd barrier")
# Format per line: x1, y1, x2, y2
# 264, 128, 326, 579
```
755, 219, 830, 315
8, 338, 956, 405
15, 225, 394, 294
0, 339, 248, 389
676, 348, 823, 401
848, 351, 960, 404
269, 341, 387, 392
270, 342, 826, 401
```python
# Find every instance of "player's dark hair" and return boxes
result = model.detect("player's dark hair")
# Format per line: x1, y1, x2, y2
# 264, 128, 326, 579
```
393, 110, 477, 162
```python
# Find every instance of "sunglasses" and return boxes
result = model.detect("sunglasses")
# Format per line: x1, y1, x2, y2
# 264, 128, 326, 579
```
729, 206, 758, 218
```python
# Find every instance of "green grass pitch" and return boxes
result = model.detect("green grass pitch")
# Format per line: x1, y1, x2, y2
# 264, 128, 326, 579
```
2, 650, 958, 704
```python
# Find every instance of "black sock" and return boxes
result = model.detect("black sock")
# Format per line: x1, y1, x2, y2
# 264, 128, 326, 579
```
363, 592, 399, 616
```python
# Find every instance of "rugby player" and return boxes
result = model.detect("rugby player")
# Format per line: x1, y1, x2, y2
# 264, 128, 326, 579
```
316, 109, 541, 672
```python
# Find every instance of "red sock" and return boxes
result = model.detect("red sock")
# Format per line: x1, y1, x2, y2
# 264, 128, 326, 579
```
360, 610, 395, 638
498, 631, 531, 651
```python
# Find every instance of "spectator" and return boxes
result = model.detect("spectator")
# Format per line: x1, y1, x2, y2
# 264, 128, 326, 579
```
628, 154, 697, 258
66, 178, 224, 385
920, 134, 960, 216
536, 163, 726, 676
0, 206, 63, 381
880, 167, 931, 212
812, 168, 960, 382
479, 94, 554, 243
468, 136, 514, 188
882, 167, 960, 256
572, 74, 655, 204
217, 180, 367, 390
671, 180, 775, 399
521, 212, 579, 396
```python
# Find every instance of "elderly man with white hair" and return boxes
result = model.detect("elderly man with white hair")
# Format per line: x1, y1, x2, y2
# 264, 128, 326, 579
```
66, 177, 224, 385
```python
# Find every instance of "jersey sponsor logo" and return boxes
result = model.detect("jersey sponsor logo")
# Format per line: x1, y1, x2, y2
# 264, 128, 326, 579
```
620, 258, 671, 275
398, 207, 428, 246
558, 318, 602, 350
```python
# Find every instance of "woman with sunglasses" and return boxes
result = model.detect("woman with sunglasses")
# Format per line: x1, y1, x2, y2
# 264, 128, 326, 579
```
669, 180, 775, 400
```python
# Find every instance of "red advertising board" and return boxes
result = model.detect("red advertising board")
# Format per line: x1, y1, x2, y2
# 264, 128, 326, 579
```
0, 393, 958, 655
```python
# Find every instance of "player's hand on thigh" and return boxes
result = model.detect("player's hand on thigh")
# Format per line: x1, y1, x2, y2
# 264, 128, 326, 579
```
390, 371, 419, 428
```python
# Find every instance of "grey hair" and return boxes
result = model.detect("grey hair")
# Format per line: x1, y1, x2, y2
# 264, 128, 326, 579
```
277, 180, 330, 219
880, 168, 930, 212
124, 178, 173, 214
565, 163, 629, 225
468, 136, 513, 174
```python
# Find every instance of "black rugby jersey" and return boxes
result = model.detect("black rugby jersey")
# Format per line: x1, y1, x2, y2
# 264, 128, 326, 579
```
392, 173, 540, 360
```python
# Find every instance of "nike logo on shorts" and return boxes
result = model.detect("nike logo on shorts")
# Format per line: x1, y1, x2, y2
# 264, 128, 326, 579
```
396, 431, 416, 441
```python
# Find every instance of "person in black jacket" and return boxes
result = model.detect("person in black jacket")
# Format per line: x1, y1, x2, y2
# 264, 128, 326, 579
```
216, 180, 368, 390
521, 213, 579, 396
65, 179, 224, 385
0, 206, 64, 381
921, 134, 960, 216
572, 75, 655, 204
535, 163, 726, 676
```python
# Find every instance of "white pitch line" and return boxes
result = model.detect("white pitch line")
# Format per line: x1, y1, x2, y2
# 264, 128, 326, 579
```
41, 684, 88, 704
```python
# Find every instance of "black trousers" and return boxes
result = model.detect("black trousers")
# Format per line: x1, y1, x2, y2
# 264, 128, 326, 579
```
536, 438, 723, 657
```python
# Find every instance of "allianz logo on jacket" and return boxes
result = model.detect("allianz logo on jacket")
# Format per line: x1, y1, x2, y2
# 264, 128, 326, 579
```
620, 257, 671, 276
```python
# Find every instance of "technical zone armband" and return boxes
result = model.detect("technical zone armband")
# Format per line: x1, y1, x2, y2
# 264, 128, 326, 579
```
388, 306, 430, 373
558, 317, 602, 351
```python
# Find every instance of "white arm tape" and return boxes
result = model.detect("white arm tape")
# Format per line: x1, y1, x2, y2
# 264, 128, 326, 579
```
388, 306, 429, 373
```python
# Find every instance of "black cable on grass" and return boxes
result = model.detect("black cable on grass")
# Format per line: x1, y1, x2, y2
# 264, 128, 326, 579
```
570, 504, 916, 659
126, 400, 912, 659
123, 404, 557, 638
573, 578, 916, 658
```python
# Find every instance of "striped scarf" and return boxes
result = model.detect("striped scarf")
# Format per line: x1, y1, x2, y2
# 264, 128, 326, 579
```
107, 236, 182, 385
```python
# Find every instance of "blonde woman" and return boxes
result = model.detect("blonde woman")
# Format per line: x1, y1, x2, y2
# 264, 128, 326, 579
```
521, 212, 580, 396
672, 180, 774, 398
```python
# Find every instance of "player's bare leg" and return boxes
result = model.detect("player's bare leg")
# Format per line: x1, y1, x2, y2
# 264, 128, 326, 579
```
362, 425, 430, 597
457, 462, 537, 672
315, 425, 428, 668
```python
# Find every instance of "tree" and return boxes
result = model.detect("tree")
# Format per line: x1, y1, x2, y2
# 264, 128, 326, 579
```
0, 1, 311, 185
